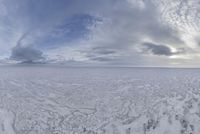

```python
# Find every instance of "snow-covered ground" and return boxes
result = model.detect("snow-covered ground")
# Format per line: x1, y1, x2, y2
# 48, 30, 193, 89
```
0, 66, 200, 134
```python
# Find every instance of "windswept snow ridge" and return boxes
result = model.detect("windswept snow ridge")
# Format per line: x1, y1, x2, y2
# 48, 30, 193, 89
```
0, 67, 200, 134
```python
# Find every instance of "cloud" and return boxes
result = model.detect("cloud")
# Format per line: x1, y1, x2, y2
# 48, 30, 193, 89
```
89, 57, 114, 62
43, 0, 188, 67
0, 0, 199, 66
91, 47, 116, 55
35, 14, 100, 49
80, 46, 118, 63
10, 45, 44, 63
142, 42, 174, 56
10, 33, 45, 63
66, 0, 184, 65
142, 42, 185, 56
143, 42, 186, 56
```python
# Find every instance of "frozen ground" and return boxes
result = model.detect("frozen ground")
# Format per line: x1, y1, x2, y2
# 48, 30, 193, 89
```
0, 66, 200, 134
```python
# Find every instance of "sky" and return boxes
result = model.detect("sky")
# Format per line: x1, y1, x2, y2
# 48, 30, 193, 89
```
0, 0, 200, 67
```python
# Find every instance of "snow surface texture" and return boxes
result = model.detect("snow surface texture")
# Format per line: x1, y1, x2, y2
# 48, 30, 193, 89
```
0, 66, 200, 134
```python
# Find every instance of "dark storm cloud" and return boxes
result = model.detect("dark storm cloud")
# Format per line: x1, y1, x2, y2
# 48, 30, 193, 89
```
142, 42, 185, 56
143, 42, 173, 56
10, 33, 45, 63
10, 45, 44, 63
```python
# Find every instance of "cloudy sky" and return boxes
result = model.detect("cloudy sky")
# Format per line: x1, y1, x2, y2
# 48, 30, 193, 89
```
0, 0, 200, 67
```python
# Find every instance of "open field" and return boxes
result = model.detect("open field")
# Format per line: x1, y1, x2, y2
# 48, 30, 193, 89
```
0, 66, 199, 134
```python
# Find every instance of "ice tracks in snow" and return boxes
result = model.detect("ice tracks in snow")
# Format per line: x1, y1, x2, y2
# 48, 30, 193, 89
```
0, 108, 15, 134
